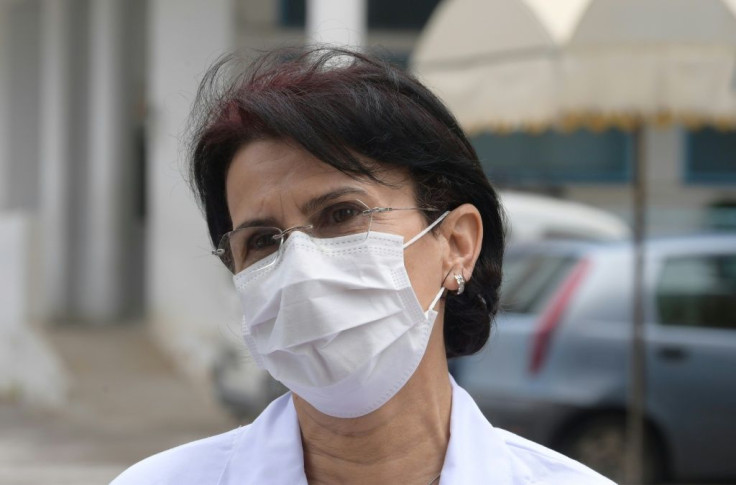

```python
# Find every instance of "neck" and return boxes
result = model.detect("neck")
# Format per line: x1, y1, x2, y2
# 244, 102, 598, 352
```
295, 337, 452, 485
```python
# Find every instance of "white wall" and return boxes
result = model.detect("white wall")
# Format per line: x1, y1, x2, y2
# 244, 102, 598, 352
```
0, 213, 68, 407
0, 1, 69, 408
147, 0, 241, 380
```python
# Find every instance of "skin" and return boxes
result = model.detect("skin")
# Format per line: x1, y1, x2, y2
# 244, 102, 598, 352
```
226, 138, 483, 485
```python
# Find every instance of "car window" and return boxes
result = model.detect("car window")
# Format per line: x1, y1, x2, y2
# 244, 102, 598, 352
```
501, 252, 579, 314
656, 254, 736, 330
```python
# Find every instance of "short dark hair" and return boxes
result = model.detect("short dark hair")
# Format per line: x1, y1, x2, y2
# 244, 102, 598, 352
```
188, 47, 505, 358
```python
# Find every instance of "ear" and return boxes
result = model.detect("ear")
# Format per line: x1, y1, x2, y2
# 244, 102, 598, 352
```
440, 204, 483, 292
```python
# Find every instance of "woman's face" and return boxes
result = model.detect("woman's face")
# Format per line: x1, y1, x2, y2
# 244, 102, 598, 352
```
225, 138, 448, 315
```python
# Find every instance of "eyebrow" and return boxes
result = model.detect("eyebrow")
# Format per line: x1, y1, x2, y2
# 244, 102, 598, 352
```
300, 187, 369, 216
232, 217, 280, 232
232, 187, 370, 232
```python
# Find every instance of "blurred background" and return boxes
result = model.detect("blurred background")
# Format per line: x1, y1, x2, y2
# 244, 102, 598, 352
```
0, 0, 734, 484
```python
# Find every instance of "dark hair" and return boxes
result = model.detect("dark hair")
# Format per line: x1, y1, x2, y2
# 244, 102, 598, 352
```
188, 47, 505, 358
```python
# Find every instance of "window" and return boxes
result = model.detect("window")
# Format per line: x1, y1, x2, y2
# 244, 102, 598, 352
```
366, 0, 441, 29
473, 129, 632, 185
656, 254, 736, 330
280, 0, 442, 29
281, 0, 305, 27
501, 252, 579, 314
685, 128, 736, 184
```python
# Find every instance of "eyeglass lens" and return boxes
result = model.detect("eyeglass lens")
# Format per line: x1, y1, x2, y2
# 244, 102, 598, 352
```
222, 199, 374, 273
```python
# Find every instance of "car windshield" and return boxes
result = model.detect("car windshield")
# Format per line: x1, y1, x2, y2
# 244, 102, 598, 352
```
500, 251, 579, 314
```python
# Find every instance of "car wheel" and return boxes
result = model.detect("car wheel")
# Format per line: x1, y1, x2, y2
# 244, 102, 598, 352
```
559, 415, 665, 484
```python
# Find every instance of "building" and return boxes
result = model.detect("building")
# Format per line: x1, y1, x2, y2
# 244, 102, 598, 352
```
0, 0, 440, 404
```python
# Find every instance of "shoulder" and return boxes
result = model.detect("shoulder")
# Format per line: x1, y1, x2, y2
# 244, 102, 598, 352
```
109, 393, 299, 485
447, 378, 616, 484
496, 428, 617, 485
110, 427, 246, 485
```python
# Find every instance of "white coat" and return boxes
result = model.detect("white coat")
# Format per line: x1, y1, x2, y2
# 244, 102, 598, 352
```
111, 377, 616, 484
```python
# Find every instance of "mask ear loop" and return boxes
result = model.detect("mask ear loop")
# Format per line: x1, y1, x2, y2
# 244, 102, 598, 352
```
423, 266, 457, 316
403, 211, 451, 249
426, 286, 446, 313
402, 210, 451, 314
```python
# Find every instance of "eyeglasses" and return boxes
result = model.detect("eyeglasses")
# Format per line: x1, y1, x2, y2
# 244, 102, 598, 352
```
213, 199, 440, 274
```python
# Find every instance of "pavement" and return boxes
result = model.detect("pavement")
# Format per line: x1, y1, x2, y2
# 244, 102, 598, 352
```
0, 323, 235, 485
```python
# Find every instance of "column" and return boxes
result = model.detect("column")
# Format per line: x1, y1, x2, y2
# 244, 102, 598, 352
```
39, 0, 73, 319
3, 0, 41, 212
80, 0, 127, 321
307, 0, 367, 49
147, 0, 238, 378
0, 5, 9, 210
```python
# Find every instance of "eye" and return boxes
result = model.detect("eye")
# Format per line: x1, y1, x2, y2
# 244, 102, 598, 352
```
312, 201, 370, 237
246, 229, 279, 251
229, 226, 281, 272
321, 201, 365, 225
331, 205, 362, 224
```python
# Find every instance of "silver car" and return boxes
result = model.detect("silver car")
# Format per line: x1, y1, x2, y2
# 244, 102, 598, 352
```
453, 234, 736, 483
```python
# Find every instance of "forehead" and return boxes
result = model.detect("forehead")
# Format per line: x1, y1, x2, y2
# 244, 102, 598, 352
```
225, 139, 414, 227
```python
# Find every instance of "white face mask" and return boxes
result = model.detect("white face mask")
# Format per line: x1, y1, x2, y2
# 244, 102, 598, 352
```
233, 213, 448, 418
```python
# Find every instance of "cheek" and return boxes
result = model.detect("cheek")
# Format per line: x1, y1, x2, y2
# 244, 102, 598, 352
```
404, 238, 445, 310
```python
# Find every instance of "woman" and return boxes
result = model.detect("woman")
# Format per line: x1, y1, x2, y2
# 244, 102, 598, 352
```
112, 48, 614, 485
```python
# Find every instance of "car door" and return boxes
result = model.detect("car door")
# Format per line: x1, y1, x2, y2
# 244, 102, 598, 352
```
647, 248, 736, 480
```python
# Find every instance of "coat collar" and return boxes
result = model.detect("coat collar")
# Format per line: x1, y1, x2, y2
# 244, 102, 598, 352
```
441, 376, 518, 484
222, 393, 307, 484
222, 375, 518, 484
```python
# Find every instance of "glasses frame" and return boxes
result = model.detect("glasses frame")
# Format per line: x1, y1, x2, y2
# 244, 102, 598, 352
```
213, 199, 441, 274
